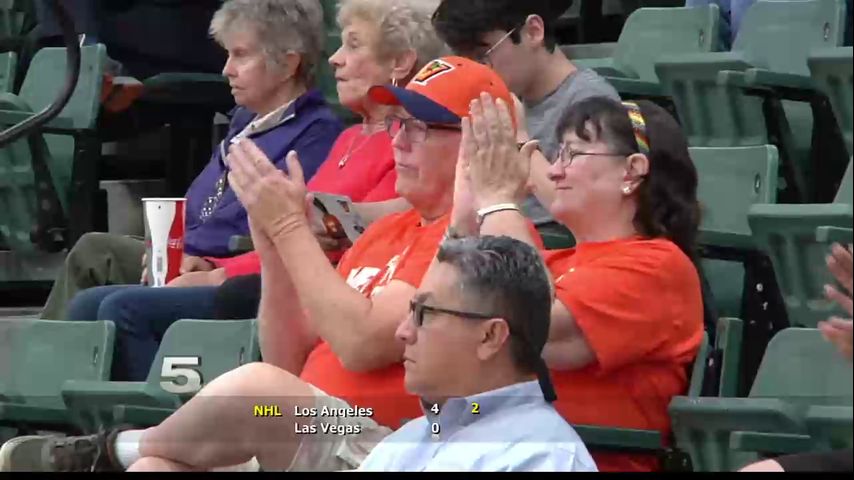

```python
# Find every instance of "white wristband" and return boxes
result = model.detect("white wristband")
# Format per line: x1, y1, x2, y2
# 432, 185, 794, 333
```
476, 203, 520, 226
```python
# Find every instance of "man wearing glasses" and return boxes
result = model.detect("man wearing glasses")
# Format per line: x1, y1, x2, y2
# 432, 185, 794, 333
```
432, 0, 619, 228
358, 235, 596, 471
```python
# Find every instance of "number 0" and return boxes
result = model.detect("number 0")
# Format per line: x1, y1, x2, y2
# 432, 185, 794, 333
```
160, 356, 202, 394
431, 422, 440, 434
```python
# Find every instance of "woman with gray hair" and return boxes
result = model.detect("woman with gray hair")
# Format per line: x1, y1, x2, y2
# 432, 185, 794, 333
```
34, 0, 343, 383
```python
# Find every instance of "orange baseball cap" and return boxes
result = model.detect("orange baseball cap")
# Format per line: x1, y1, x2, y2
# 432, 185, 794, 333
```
368, 56, 515, 126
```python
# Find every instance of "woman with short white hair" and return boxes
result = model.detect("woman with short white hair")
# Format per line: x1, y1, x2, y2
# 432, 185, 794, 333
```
42, 0, 343, 385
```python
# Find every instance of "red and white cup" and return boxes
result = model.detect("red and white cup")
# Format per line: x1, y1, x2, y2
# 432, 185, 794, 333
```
143, 198, 186, 287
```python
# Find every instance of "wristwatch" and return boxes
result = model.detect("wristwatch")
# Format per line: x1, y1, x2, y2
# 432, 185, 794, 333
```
476, 203, 520, 226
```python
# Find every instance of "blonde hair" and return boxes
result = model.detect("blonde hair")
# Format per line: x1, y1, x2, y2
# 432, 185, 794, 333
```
210, 0, 325, 85
337, 0, 449, 80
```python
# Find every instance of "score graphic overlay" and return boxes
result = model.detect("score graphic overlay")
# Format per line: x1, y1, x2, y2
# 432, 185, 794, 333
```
253, 401, 376, 436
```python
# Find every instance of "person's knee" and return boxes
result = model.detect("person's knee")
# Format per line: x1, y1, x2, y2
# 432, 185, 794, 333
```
67, 233, 115, 266
740, 458, 785, 472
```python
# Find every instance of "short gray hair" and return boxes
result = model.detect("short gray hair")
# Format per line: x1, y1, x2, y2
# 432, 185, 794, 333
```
337, 0, 449, 79
436, 236, 552, 374
210, 0, 325, 85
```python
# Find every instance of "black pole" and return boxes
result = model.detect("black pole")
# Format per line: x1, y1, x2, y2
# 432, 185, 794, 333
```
0, 0, 80, 148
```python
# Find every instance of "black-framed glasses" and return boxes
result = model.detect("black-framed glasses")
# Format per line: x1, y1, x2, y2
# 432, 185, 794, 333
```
475, 27, 518, 67
556, 142, 633, 168
384, 116, 461, 144
409, 299, 498, 328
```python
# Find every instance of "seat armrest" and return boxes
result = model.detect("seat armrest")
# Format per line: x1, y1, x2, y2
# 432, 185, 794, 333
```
730, 431, 814, 455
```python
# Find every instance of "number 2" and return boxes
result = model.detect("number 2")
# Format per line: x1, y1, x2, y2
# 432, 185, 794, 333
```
471, 402, 480, 414
160, 356, 202, 394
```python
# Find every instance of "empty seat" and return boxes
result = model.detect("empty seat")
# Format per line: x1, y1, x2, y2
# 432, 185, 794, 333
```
656, 0, 848, 203
62, 319, 260, 432
671, 327, 853, 472
573, 5, 721, 100
0, 319, 114, 431
0, 45, 107, 253
748, 159, 853, 328
808, 46, 854, 156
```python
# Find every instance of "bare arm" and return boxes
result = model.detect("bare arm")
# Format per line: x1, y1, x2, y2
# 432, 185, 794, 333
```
542, 299, 596, 370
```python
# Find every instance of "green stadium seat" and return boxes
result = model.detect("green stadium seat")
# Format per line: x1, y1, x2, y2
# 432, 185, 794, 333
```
748, 159, 853, 328
62, 319, 260, 432
537, 221, 575, 250
573, 5, 721, 100
656, 0, 848, 203
714, 317, 743, 398
808, 47, 854, 156
804, 405, 853, 451
0, 319, 114, 431
694, 145, 779, 250
0, 51, 15, 93
0, 44, 107, 253
670, 327, 854, 471
693, 145, 787, 392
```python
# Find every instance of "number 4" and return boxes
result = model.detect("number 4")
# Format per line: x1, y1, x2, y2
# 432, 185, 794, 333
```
430, 403, 440, 414
160, 356, 202, 394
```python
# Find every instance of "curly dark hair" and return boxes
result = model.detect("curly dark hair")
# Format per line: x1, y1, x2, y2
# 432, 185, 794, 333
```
555, 97, 702, 262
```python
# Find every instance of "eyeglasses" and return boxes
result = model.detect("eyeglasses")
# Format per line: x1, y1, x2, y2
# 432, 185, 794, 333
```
385, 116, 461, 144
476, 27, 518, 67
556, 142, 633, 168
409, 299, 498, 328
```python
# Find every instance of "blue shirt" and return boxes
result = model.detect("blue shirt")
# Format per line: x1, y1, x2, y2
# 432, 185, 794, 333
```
358, 381, 597, 472
183, 89, 342, 257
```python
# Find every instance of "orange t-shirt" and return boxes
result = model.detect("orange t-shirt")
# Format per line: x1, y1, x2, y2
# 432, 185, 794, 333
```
298, 209, 450, 429
545, 237, 704, 472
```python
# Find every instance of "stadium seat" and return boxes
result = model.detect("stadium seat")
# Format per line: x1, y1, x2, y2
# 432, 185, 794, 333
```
655, 0, 848, 203
0, 319, 114, 432
61, 319, 260, 432
693, 145, 787, 393
572, 5, 721, 101
0, 44, 107, 254
538, 222, 575, 250
0, 51, 14, 92
808, 46, 854, 156
748, 159, 853, 329
670, 327, 854, 471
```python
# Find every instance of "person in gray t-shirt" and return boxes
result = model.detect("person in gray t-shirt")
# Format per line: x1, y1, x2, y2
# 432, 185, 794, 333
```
433, 0, 620, 225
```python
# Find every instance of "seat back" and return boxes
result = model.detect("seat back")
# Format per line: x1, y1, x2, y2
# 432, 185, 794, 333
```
0, 51, 15, 93
687, 332, 711, 397
834, 158, 853, 203
693, 145, 779, 249
749, 327, 853, 406
809, 47, 854, 156
144, 319, 261, 397
18, 45, 107, 130
614, 5, 720, 81
734, 0, 846, 74
0, 45, 106, 253
0, 319, 114, 408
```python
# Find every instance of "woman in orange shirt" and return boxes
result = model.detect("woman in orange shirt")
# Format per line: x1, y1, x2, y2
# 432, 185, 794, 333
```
455, 95, 706, 471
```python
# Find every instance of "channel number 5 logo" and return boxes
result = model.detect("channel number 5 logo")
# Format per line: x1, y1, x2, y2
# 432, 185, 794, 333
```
160, 356, 203, 394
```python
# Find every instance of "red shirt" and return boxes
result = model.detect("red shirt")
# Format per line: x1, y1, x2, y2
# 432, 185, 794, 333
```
299, 209, 450, 428
210, 125, 398, 277
545, 238, 704, 472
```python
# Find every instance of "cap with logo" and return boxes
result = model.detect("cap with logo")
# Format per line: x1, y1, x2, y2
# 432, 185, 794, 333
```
368, 56, 515, 126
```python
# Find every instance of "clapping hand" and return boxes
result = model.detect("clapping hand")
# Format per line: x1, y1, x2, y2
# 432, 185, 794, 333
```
228, 140, 311, 244
820, 243, 853, 360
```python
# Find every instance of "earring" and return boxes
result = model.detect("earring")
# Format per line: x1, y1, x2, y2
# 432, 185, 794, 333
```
622, 185, 632, 194
391, 77, 399, 88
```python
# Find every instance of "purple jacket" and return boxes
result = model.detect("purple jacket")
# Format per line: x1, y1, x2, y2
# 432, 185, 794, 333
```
183, 89, 342, 257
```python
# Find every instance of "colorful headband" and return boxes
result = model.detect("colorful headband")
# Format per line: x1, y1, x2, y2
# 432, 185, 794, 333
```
622, 101, 650, 155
